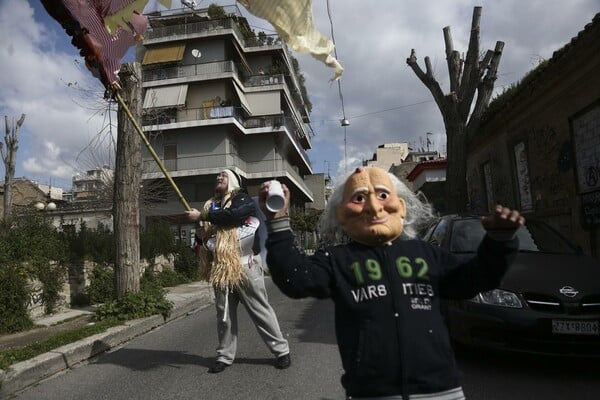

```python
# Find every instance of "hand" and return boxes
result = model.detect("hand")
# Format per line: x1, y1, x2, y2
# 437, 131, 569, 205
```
186, 208, 201, 221
259, 181, 290, 220
481, 205, 525, 231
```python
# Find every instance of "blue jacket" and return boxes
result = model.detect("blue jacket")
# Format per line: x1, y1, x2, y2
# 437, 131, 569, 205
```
205, 191, 261, 255
265, 231, 518, 397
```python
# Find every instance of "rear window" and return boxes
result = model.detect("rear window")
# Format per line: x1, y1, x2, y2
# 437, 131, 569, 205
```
449, 219, 577, 254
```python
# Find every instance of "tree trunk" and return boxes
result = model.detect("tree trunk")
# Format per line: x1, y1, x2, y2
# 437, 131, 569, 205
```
2, 114, 25, 220
406, 6, 502, 213
114, 63, 142, 297
443, 119, 468, 213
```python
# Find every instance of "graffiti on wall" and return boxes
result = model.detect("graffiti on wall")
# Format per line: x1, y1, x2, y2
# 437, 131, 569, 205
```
514, 141, 533, 212
572, 105, 600, 194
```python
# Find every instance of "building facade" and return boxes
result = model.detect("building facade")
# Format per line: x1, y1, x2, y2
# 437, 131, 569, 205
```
466, 13, 600, 257
137, 5, 315, 239
363, 142, 410, 171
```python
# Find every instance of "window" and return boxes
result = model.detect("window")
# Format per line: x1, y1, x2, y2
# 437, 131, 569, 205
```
164, 144, 177, 171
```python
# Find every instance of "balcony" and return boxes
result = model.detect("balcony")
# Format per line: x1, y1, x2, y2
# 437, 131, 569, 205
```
142, 106, 310, 169
142, 153, 312, 199
143, 60, 236, 84
142, 105, 242, 126
145, 17, 283, 50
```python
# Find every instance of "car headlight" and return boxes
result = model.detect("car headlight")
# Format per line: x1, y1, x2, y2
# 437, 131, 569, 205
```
470, 289, 523, 308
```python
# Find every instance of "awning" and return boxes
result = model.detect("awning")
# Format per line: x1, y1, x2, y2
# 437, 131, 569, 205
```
245, 91, 281, 115
233, 82, 252, 115
232, 40, 252, 74
142, 43, 186, 65
143, 85, 188, 109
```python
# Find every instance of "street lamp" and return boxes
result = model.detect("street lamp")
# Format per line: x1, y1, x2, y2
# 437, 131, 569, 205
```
34, 201, 56, 211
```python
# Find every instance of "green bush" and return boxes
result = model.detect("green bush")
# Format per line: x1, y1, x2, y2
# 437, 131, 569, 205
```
63, 222, 114, 264
0, 212, 68, 316
86, 264, 115, 304
173, 241, 200, 280
0, 263, 33, 334
153, 268, 190, 288
140, 220, 176, 261
94, 274, 173, 322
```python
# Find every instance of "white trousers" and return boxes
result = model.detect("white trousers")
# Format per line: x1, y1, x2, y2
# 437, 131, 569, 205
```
213, 255, 289, 364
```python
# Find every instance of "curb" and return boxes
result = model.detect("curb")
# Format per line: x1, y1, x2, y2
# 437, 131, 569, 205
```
0, 282, 214, 398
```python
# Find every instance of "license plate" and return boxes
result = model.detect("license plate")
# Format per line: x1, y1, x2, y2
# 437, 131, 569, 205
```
552, 320, 599, 335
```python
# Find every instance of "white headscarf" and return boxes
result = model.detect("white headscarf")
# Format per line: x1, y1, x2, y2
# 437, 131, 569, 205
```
221, 169, 240, 194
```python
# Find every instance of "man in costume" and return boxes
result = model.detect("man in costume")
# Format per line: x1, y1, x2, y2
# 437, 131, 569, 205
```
186, 169, 290, 373
259, 166, 524, 399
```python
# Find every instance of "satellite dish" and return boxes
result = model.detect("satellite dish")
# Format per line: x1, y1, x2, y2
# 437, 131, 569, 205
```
191, 49, 202, 58
181, 0, 197, 9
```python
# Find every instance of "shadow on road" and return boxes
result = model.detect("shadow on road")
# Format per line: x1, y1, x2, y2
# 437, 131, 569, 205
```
92, 346, 279, 371
91, 347, 213, 371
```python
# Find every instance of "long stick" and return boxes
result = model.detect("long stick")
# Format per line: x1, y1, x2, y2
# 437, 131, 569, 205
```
113, 90, 191, 211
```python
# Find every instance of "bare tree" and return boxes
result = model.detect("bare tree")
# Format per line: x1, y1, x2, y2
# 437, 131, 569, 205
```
114, 63, 142, 297
1, 114, 26, 219
406, 6, 503, 212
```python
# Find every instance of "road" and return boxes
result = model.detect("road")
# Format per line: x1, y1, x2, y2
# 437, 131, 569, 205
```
11, 278, 600, 400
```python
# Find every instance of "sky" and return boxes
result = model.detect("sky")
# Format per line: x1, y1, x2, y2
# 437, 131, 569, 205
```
0, 0, 598, 190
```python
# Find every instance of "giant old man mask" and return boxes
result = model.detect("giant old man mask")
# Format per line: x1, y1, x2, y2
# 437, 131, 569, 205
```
336, 167, 406, 246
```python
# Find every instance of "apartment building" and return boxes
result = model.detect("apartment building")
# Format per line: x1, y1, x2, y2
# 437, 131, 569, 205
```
137, 5, 315, 238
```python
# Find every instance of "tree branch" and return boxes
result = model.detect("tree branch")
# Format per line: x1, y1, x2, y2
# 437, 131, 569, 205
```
458, 6, 482, 120
443, 26, 461, 94
407, 49, 446, 109
469, 41, 504, 134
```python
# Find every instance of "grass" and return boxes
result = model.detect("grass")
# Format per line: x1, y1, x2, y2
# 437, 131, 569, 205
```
0, 319, 121, 371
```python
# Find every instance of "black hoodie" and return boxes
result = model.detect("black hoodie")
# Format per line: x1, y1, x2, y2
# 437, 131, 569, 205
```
265, 229, 517, 398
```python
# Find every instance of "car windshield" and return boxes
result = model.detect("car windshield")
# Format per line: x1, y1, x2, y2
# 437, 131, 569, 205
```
449, 219, 577, 254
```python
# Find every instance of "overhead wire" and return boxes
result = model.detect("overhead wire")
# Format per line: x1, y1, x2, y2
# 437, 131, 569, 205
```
325, 0, 349, 172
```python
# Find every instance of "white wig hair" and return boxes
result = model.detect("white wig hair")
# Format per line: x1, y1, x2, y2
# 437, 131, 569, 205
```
318, 168, 436, 245
221, 169, 241, 193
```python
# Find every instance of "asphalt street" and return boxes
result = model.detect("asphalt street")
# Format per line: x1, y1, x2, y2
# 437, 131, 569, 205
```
8, 278, 346, 400
5, 278, 600, 399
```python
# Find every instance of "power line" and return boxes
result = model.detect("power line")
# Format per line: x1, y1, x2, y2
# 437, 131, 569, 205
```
317, 99, 435, 124
326, 0, 349, 172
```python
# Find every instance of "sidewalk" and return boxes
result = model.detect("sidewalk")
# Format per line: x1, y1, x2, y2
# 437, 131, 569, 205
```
0, 281, 215, 398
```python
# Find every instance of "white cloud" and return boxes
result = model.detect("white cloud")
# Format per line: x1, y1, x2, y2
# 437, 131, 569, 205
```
0, 0, 113, 188
0, 0, 597, 189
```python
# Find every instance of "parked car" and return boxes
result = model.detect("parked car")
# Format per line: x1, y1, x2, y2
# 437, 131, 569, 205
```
421, 214, 600, 356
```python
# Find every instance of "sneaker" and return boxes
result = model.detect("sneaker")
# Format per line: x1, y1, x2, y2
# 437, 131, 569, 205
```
208, 361, 229, 373
275, 353, 291, 369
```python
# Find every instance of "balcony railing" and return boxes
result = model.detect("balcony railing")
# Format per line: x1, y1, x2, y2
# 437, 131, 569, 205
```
145, 17, 283, 50
244, 73, 284, 88
142, 105, 243, 126
143, 153, 239, 174
143, 60, 236, 83
142, 153, 308, 195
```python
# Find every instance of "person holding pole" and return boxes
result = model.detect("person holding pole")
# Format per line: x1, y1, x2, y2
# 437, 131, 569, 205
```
186, 169, 291, 373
